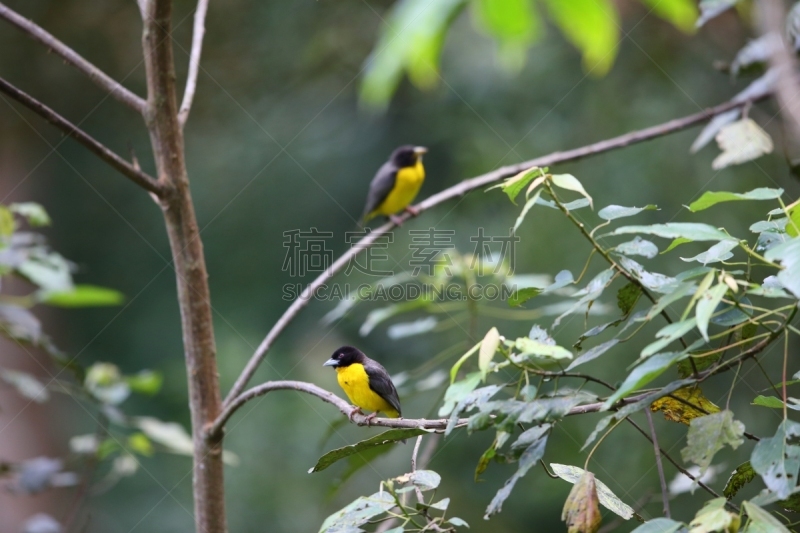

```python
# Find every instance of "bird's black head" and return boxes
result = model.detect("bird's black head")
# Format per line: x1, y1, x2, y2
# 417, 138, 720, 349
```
323, 346, 365, 368
390, 145, 427, 168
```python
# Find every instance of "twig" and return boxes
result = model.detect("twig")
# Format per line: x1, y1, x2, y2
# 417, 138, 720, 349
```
411, 435, 424, 504
625, 418, 735, 510
0, 77, 162, 195
645, 409, 670, 518
0, 2, 146, 115
223, 92, 772, 407
178, 0, 210, 126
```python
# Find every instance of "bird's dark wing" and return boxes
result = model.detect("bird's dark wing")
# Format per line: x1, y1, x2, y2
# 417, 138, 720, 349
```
362, 162, 399, 219
364, 359, 402, 416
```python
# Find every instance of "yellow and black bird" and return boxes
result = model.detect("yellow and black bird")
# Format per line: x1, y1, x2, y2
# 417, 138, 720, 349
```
323, 346, 402, 421
362, 145, 427, 225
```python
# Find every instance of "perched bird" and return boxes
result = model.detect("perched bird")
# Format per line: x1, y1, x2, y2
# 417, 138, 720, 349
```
362, 145, 428, 225
323, 346, 402, 422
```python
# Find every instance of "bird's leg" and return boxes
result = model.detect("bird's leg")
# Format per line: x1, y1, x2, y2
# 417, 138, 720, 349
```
404, 205, 420, 217
349, 406, 364, 421
364, 412, 378, 426
389, 214, 404, 226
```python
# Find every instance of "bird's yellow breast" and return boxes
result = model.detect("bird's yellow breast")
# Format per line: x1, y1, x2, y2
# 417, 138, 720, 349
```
372, 160, 425, 217
335, 364, 399, 417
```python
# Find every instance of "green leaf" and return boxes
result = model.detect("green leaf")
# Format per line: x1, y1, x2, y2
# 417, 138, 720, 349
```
696, 283, 728, 342
712, 119, 774, 170
639, 0, 697, 32
541, 0, 619, 76
602, 351, 687, 409
495, 167, 544, 204
439, 372, 482, 416
598, 204, 658, 221
680, 241, 737, 265
549, 174, 593, 208
689, 498, 738, 533
128, 433, 154, 456
18, 252, 73, 292
10, 202, 50, 227
470, 0, 541, 70
448, 517, 469, 527
618, 256, 679, 294
611, 223, 736, 243
0, 369, 48, 402
512, 337, 572, 364
554, 268, 614, 327
630, 518, 684, 533
85, 363, 130, 405
617, 282, 642, 315
508, 287, 541, 307
479, 327, 500, 379
475, 442, 496, 480
135, 416, 238, 465
677, 354, 721, 378
567, 339, 619, 371
681, 410, 744, 476
449, 385, 504, 435
125, 370, 163, 395
787, 203, 800, 238
752, 395, 787, 409
410, 469, 441, 491
318, 491, 396, 533
641, 317, 697, 358
723, 461, 756, 499
359, 297, 430, 336
697, 0, 739, 27
40, 285, 124, 308
742, 501, 791, 533
0, 206, 15, 237
359, 0, 466, 108
662, 237, 693, 254
687, 188, 784, 212
550, 464, 635, 519
450, 341, 481, 383
512, 188, 543, 233
387, 317, 438, 339
764, 237, 800, 299
616, 237, 659, 259
751, 420, 800, 499
484, 426, 549, 518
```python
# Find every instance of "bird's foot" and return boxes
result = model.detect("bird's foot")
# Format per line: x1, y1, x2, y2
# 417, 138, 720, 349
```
364, 412, 378, 426
389, 214, 404, 226
404, 205, 420, 217
349, 406, 364, 422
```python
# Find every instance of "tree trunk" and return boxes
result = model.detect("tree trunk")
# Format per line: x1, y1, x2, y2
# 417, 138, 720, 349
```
141, 1, 226, 531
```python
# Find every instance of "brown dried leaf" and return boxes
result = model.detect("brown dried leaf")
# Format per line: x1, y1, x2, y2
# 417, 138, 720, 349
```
562, 471, 602, 533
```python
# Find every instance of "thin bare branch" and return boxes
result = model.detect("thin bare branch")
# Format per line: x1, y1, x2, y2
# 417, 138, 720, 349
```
0, 76, 162, 195
0, 2, 146, 115
223, 91, 773, 408
178, 0, 210, 126
645, 409, 670, 518
208, 380, 469, 439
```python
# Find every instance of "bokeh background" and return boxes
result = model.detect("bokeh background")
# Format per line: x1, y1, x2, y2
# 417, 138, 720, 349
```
1, 0, 799, 531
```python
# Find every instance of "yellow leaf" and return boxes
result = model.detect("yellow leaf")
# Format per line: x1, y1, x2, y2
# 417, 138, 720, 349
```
651, 386, 720, 424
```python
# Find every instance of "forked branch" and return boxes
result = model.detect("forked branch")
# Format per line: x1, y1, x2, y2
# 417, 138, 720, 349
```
0, 2, 147, 115
0, 77, 162, 194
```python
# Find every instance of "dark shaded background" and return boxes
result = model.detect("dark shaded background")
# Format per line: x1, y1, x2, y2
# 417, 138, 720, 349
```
1, 1, 798, 531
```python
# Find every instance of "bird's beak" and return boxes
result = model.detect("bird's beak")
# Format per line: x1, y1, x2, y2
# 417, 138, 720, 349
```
413, 146, 428, 156
322, 358, 338, 367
